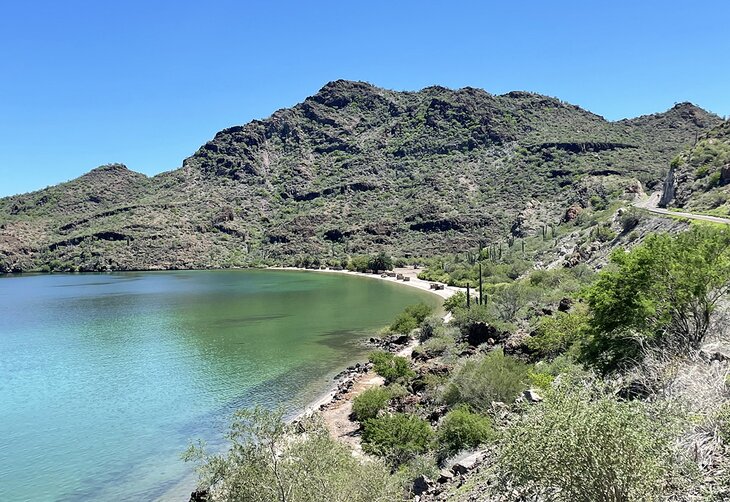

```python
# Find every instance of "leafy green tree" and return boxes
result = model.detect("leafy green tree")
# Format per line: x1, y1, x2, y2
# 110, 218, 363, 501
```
584, 225, 730, 372
362, 413, 435, 466
184, 407, 398, 502
436, 405, 494, 460
368, 252, 393, 272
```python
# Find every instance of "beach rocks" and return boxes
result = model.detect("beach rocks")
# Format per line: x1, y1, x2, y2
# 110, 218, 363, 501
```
189, 489, 209, 502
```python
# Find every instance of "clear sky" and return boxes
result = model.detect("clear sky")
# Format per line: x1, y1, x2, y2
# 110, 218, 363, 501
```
1, 0, 728, 197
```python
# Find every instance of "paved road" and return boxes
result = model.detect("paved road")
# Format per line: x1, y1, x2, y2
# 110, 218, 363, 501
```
634, 192, 730, 225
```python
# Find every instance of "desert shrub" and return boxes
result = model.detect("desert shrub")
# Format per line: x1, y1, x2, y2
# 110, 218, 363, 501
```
620, 207, 643, 232
184, 407, 398, 502
499, 385, 678, 501
436, 405, 494, 460
441, 349, 530, 411
527, 304, 589, 358
362, 413, 435, 465
347, 252, 393, 272
413, 334, 456, 359
390, 312, 418, 334
405, 303, 433, 323
593, 224, 617, 242
418, 314, 443, 342
352, 387, 392, 422
490, 282, 542, 322
369, 351, 415, 384
390, 303, 434, 334
396, 455, 440, 494
451, 304, 516, 338
719, 402, 730, 445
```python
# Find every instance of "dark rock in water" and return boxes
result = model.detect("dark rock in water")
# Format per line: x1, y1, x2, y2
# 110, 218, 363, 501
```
189, 489, 209, 502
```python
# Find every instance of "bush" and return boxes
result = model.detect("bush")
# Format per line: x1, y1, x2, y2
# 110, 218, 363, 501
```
347, 252, 393, 272
620, 207, 643, 232
490, 282, 541, 322
405, 303, 433, 323
418, 315, 443, 342
390, 303, 434, 335
443, 291, 467, 312
527, 305, 589, 358
352, 387, 392, 422
412, 334, 456, 359
451, 304, 515, 338
390, 312, 418, 334
184, 407, 399, 501
499, 384, 678, 501
362, 413, 435, 465
369, 351, 415, 384
441, 349, 530, 411
583, 226, 730, 372
436, 405, 494, 460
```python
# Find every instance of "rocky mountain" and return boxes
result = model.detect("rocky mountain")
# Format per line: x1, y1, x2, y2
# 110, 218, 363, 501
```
0, 80, 722, 273
659, 119, 730, 213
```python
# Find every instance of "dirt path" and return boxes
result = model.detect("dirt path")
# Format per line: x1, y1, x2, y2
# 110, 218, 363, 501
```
635, 192, 730, 225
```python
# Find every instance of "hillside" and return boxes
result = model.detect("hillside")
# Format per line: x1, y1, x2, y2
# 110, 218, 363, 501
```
0, 80, 721, 273
659, 120, 730, 214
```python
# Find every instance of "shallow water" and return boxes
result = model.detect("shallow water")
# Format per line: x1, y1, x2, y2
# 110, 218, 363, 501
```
0, 270, 438, 501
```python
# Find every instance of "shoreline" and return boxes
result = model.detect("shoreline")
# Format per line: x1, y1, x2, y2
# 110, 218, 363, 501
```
284, 266, 460, 420
268, 265, 462, 301
169, 267, 460, 501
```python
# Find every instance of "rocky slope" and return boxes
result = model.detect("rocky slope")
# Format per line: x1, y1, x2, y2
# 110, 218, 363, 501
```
659, 120, 730, 214
0, 80, 722, 273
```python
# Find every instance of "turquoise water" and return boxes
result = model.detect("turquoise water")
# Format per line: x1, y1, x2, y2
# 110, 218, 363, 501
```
0, 270, 438, 501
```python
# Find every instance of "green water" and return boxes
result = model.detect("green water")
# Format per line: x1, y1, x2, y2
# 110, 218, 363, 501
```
0, 270, 438, 501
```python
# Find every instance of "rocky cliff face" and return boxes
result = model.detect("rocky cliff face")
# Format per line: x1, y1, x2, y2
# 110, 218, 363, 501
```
0, 81, 722, 273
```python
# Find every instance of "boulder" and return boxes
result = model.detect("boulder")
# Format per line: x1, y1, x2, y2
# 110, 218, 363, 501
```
558, 297, 573, 312
523, 389, 543, 403
438, 469, 455, 483
451, 451, 482, 475
563, 203, 583, 222
412, 475, 433, 495
466, 322, 500, 347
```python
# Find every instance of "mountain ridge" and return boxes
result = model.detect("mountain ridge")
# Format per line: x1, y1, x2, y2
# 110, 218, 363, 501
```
0, 80, 722, 273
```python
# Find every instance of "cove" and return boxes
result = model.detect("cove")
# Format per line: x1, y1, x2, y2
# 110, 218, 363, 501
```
0, 269, 439, 501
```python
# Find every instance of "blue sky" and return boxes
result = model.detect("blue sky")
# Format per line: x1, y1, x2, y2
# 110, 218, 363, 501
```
1, 0, 728, 196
